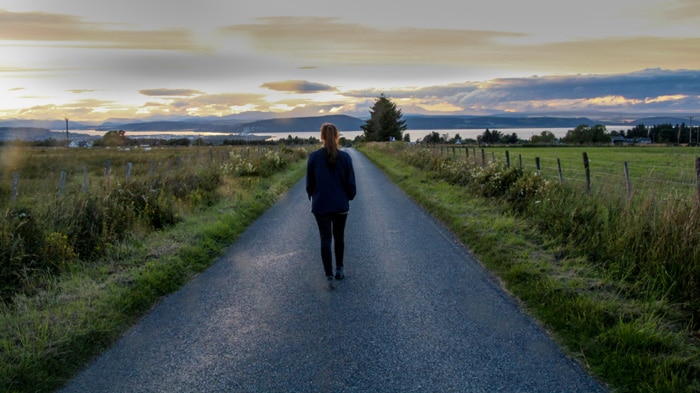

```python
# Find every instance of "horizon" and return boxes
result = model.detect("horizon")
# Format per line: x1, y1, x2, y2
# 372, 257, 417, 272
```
1, 1, 699, 122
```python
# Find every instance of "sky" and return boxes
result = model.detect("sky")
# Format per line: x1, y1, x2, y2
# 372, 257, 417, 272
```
1, 0, 699, 123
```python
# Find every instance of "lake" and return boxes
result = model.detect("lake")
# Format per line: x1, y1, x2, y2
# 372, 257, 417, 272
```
61, 126, 631, 142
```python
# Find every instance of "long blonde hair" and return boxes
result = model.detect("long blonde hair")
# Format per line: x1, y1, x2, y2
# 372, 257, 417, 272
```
320, 123, 339, 165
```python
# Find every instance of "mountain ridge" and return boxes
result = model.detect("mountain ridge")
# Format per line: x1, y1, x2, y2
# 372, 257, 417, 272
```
1, 114, 695, 136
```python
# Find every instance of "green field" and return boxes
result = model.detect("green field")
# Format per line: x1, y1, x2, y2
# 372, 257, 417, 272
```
427, 145, 700, 199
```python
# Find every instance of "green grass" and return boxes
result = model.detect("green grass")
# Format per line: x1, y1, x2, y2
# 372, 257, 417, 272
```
0, 152, 308, 393
359, 143, 700, 393
428, 145, 700, 199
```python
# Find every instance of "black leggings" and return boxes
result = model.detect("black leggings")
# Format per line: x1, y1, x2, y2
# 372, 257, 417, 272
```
313, 212, 348, 277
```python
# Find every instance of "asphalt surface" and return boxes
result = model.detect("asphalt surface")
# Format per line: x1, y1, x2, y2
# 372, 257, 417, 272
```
59, 148, 606, 392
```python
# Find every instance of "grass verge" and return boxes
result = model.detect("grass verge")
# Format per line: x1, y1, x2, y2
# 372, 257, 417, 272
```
359, 144, 700, 393
0, 159, 307, 393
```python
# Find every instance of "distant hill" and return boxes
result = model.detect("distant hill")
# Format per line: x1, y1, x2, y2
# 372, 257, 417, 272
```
96, 121, 217, 132
0, 127, 57, 141
237, 115, 364, 133
630, 117, 691, 126
403, 115, 602, 130
3, 114, 650, 139
0, 119, 93, 130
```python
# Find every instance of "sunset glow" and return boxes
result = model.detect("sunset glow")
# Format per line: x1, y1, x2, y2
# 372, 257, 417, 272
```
1, 0, 699, 122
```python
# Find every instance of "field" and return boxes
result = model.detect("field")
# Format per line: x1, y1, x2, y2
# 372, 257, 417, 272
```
427, 145, 700, 199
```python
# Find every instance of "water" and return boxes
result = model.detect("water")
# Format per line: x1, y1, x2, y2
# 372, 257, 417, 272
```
266, 126, 630, 141
59, 126, 630, 142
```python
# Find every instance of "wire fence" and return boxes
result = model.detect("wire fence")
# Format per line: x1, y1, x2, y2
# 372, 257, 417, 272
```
424, 145, 700, 201
2, 145, 276, 205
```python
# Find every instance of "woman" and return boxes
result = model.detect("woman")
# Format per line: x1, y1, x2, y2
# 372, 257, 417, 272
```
306, 123, 356, 289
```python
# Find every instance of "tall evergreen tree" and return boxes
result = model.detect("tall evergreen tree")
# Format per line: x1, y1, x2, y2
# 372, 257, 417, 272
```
361, 94, 407, 141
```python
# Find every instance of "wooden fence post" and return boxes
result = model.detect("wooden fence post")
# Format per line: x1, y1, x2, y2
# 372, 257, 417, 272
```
505, 150, 510, 168
126, 162, 132, 182
557, 158, 563, 183
535, 157, 541, 176
105, 159, 111, 190
518, 154, 522, 169
695, 157, 700, 201
582, 152, 591, 192
58, 171, 66, 196
82, 165, 89, 193
624, 162, 631, 198
10, 172, 19, 203
481, 149, 486, 166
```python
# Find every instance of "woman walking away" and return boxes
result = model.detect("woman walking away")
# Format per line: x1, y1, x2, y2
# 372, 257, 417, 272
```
306, 123, 357, 290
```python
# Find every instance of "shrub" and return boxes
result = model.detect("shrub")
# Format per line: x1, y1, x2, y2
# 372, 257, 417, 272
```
0, 207, 45, 299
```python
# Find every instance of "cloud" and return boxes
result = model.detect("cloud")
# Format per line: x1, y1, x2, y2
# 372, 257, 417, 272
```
260, 80, 337, 93
140, 88, 204, 97
220, 17, 522, 65
343, 69, 700, 115
0, 9, 205, 51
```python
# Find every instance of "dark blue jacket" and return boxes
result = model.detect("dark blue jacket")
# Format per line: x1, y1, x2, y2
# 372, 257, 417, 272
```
306, 148, 356, 214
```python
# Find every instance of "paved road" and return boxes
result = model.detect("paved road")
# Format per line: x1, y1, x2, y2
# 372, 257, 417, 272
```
59, 149, 606, 392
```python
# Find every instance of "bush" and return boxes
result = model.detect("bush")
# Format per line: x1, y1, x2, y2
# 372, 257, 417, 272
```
0, 207, 46, 299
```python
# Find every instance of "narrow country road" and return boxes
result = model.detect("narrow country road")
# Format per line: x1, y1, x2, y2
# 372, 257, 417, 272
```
59, 149, 606, 392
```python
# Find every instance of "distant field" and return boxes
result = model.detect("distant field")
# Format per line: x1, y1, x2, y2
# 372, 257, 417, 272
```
434, 145, 700, 200
0, 145, 252, 202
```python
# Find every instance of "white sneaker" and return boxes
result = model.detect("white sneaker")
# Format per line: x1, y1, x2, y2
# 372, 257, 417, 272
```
326, 276, 335, 290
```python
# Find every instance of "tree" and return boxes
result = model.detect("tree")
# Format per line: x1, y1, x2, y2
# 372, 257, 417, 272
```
476, 129, 518, 144
422, 131, 443, 144
561, 124, 611, 144
361, 94, 407, 141
102, 130, 129, 146
530, 130, 557, 144
626, 124, 649, 139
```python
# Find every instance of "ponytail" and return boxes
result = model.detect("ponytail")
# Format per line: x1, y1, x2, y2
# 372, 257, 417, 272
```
320, 123, 339, 165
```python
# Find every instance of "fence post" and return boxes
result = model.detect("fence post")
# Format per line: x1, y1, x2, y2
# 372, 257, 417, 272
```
491, 152, 495, 163
126, 162, 132, 182
518, 154, 522, 169
582, 152, 591, 192
557, 158, 563, 183
535, 157, 541, 176
624, 162, 632, 198
58, 171, 66, 196
105, 159, 111, 190
10, 172, 19, 204
695, 157, 700, 201
481, 149, 486, 166
505, 150, 510, 167
83, 165, 89, 192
